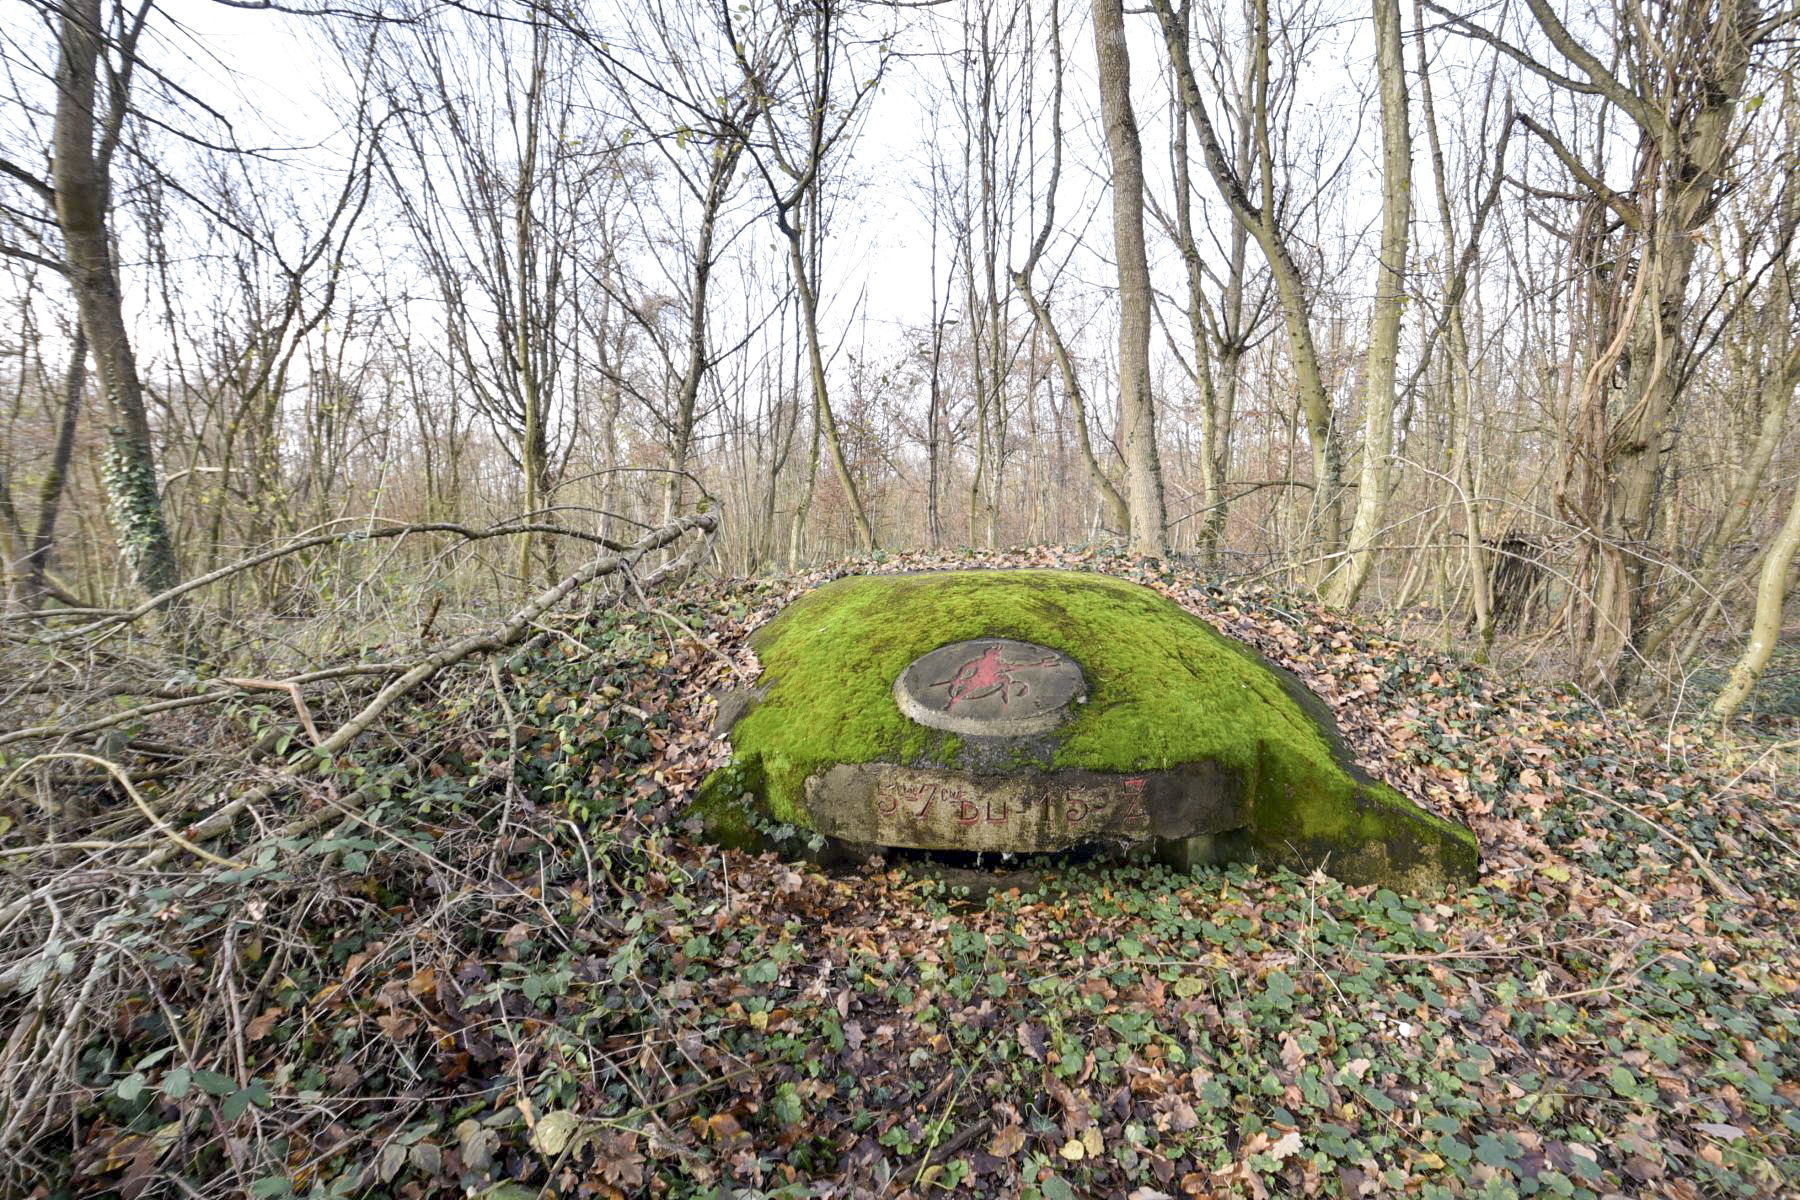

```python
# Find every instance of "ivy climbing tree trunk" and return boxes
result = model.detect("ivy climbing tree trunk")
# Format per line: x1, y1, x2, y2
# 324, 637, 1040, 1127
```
1428, 0, 1770, 691
52, 0, 182, 607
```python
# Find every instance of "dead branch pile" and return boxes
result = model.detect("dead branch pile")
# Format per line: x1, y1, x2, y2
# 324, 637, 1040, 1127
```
0, 513, 715, 1192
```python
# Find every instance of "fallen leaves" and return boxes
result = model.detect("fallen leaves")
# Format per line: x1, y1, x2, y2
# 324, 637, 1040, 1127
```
528, 1109, 582, 1158
45, 548, 1800, 1200
987, 1125, 1026, 1157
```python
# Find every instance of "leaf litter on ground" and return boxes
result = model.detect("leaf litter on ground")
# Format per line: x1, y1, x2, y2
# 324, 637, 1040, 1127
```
44, 547, 1800, 1199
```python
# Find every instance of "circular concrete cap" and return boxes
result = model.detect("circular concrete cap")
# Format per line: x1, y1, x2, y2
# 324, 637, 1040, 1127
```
893, 638, 1086, 737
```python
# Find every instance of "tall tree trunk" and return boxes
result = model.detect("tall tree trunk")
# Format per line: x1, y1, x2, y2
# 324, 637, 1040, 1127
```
1012, 0, 1129, 536
926, 326, 944, 548
1325, 0, 1412, 606
926, 210, 948, 548
786, 228, 875, 555
1013, 282, 1131, 534
1577, 218, 1707, 687
513, 18, 549, 579
663, 141, 742, 527
53, 0, 183, 612
1414, 7, 1494, 654
966, 246, 991, 547
1168, 99, 1224, 563
1709, 474, 1800, 725
788, 405, 820, 568
1210, 138, 1253, 556
1093, 0, 1168, 556
18, 328, 87, 611
1641, 180, 1800, 662
1497, 0, 1762, 690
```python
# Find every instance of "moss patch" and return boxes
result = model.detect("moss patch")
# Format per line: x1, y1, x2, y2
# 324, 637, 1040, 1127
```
712, 570, 1477, 888
690, 756, 769, 851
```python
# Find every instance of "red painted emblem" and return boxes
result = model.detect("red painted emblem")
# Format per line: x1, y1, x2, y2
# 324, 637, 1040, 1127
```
933, 644, 1060, 712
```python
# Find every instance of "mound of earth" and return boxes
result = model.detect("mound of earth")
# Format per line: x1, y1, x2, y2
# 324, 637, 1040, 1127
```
696, 570, 1477, 890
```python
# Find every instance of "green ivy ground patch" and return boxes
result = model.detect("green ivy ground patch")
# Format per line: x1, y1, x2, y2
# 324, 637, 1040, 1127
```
32, 550, 1797, 1199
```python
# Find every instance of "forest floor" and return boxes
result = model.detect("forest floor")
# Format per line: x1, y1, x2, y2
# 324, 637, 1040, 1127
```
24, 548, 1800, 1200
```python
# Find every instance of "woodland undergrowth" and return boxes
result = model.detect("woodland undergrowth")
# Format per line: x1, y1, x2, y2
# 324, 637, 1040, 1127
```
0, 543, 1795, 1199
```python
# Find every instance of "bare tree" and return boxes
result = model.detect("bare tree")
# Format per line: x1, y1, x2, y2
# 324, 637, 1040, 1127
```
580, 1, 754, 527
0, 0, 183, 614
1013, 0, 1130, 537
725, 0, 887, 555
1094, 0, 1169, 556
1324, 0, 1412, 606
1432, 0, 1786, 688
1152, 0, 1347, 557
372, 5, 603, 578
1639, 112, 1800, 666
0, 324, 84, 611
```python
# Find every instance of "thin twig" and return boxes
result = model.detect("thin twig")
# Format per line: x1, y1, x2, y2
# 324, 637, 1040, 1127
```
0, 753, 244, 869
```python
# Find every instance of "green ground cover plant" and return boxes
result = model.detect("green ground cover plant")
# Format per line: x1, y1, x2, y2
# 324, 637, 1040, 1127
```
4, 548, 1795, 1199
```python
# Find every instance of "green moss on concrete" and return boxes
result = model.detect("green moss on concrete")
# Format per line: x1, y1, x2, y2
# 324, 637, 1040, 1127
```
1247, 741, 1479, 891
735, 570, 1308, 806
715, 570, 1478, 887
690, 756, 770, 851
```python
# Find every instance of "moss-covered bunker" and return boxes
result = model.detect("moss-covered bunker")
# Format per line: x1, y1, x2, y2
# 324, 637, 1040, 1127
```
696, 570, 1478, 890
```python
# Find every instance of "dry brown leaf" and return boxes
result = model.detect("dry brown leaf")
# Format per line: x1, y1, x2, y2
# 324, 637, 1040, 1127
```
987, 1125, 1026, 1157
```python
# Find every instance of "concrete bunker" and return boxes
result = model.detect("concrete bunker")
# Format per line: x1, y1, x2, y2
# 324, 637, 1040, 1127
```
695, 570, 1478, 891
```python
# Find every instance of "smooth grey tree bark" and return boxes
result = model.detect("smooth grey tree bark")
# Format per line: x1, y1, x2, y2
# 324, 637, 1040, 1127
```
1324, 0, 1412, 606
1151, 0, 1345, 559
1709, 473, 1800, 724
1012, 0, 1130, 537
1093, 0, 1168, 556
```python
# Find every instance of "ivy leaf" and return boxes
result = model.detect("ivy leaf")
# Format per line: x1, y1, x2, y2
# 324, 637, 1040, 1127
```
771, 1083, 804, 1126
531, 1109, 583, 1158
194, 1070, 238, 1097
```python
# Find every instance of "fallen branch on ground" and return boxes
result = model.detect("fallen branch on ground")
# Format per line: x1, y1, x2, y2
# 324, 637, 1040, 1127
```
0, 512, 715, 926
136, 512, 715, 868
41, 518, 640, 643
